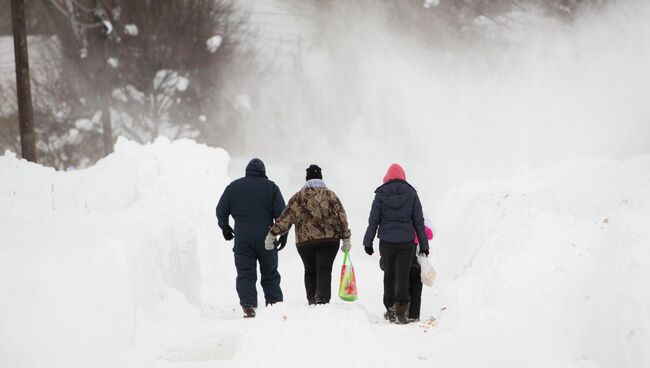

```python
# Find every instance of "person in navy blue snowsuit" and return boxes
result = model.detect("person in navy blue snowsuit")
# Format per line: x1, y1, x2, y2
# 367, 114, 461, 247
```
216, 158, 287, 317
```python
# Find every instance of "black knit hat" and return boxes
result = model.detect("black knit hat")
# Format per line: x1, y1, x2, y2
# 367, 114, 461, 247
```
306, 164, 323, 181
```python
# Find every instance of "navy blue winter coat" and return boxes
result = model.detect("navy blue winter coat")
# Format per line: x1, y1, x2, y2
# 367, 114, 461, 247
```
363, 180, 429, 251
216, 159, 286, 241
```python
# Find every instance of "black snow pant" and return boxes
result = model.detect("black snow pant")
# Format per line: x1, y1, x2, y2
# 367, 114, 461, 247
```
379, 240, 416, 309
409, 262, 423, 319
297, 240, 340, 304
233, 237, 283, 308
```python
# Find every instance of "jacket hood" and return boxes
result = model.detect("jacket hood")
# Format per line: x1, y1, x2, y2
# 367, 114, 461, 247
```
383, 163, 406, 183
375, 180, 416, 209
245, 158, 267, 178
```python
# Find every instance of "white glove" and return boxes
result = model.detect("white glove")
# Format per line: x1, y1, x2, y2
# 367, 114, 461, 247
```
341, 238, 351, 252
264, 232, 276, 250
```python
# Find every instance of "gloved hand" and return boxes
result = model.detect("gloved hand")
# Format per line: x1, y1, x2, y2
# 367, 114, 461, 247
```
419, 249, 429, 257
274, 233, 288, 251
264, 232, 276, 250
222, 225, 234, 241
364, 246, 374, 256
341, 238, 351, 252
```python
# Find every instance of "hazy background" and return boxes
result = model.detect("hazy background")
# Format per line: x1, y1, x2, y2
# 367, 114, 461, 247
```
237, 0, 650, 214
1, 0, 649, 208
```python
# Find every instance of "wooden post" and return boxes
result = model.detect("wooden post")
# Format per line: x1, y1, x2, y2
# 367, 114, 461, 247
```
10, 0, 37, 162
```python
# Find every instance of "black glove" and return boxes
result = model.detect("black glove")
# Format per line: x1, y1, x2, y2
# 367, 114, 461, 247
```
364, 246, 374, 256
222, 225, 234, 241
419, 249, 429, 257
274, 233, 288, 251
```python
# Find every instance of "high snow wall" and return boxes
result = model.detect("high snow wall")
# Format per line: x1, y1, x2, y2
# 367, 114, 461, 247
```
0, 138, 232, 367
1, 139, 649, 367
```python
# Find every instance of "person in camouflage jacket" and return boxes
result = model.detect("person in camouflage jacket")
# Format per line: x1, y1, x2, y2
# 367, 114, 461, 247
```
268, 179, 351, 247
265, 164, 352, 304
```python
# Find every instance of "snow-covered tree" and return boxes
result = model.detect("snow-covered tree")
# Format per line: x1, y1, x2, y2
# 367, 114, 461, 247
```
12, 0, 256, 167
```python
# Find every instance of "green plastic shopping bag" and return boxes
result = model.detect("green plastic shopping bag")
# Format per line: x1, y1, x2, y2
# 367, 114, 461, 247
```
339, 251, 358, 302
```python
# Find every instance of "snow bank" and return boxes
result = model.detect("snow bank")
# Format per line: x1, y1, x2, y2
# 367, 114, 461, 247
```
430, 156, 650, 367
1, 138, 648, 367
0, 138, 231, 367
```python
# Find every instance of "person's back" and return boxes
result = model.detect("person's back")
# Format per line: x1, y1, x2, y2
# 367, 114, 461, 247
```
363, 163, 429, 325
224, 162, 283, 239
369, 180, 425, 245
273, 185, 350, 246
216, 158, 286, 317
267, 165, 352, 305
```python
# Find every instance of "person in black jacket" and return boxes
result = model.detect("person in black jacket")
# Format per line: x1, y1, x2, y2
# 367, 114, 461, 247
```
216, 158, 287, 318
363, 163, 429, 324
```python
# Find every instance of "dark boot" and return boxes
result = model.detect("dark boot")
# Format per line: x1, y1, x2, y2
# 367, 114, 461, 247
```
395, 303, 409, 325
384, 306, 396, 323
242, 305, 256, 318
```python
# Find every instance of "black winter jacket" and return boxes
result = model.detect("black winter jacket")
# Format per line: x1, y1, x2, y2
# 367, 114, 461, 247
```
216, 159, 286, 240
363, 180, 429, 251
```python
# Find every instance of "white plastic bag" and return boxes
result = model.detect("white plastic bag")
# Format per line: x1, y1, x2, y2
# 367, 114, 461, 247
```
417, 252, 436, 287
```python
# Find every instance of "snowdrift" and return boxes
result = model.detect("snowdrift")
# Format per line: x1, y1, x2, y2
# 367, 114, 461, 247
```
1, 138, 649, 368
431, 157, 650, 367
0, 138, 232, 367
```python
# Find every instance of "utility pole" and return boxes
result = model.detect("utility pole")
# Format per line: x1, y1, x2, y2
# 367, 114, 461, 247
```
10, 0, 37, 162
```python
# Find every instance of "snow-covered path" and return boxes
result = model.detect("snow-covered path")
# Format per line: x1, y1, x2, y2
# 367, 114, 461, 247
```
148, 302, 440, 368
1, 138, 649, 368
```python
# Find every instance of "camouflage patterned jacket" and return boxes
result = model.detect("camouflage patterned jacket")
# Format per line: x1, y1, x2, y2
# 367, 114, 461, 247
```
269, 180, 351, 246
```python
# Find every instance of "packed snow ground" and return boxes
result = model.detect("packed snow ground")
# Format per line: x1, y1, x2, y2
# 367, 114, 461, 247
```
1, 139, 649, 367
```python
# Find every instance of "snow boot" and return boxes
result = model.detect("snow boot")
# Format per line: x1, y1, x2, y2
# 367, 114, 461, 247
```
242, 305, 256, 318
384, 306, 396, 323
395, 303, 409, 325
